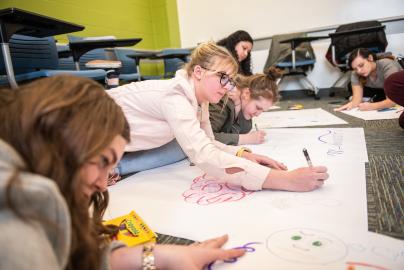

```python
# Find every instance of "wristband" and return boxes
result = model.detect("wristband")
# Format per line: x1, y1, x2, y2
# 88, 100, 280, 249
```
142, 243, 157, 270
236, 147, 252, 157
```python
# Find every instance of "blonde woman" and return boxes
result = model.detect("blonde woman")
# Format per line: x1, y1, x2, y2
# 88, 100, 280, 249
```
108, 42, 329, 192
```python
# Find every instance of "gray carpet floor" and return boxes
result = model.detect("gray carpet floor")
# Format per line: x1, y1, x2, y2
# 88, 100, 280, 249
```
157, 89, 404, 245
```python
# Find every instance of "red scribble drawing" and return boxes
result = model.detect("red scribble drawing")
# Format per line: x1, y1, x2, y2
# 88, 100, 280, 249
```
182, 175, 255, 205
346, 261, 388, 270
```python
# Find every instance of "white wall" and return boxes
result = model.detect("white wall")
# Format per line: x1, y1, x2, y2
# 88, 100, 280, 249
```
177, 0, 404, 90
251, 32, 404, 90
177, 0, 404, 48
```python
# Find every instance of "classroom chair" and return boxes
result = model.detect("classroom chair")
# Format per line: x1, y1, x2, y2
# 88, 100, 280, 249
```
325, 20, 387, 94
158, 48, 191, 78
0, 34, 106, 87
264, 33, 327, 99
113, 48, 141, 82
114, 48, 163, 82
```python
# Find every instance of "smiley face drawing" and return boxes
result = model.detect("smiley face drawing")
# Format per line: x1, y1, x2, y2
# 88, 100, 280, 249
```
266, 228, 348, 264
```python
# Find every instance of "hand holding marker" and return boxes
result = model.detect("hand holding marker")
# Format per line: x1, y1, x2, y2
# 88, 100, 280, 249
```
302, 148, 313, 167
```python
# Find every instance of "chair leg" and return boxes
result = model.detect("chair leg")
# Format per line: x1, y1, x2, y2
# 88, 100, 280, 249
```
331, 72, 350, 88
301, 76, 320, 99
329, 72, 351, 97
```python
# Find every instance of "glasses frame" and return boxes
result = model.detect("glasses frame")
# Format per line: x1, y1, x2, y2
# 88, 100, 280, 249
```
200, 66, 236, 91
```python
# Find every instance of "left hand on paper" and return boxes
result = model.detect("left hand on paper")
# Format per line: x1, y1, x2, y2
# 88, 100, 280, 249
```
153, 234, 245, 270
242, 152, 288, 170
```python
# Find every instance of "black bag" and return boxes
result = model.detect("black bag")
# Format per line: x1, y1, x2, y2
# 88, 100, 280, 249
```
326, 20, 388, 68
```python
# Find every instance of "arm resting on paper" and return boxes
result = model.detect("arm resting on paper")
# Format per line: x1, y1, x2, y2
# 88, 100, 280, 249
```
357, 98, 396, 111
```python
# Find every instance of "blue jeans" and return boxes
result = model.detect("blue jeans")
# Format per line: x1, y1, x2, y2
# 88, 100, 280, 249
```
116, 139, 187, 176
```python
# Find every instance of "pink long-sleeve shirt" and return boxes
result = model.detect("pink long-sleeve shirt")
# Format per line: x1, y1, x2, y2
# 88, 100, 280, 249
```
107, 70, 270, 190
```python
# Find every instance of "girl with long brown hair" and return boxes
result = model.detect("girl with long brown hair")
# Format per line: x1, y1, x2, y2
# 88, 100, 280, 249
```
0, 75, 244, 270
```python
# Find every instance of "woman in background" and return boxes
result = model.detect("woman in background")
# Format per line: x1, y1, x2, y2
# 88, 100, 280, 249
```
335, 48, 402, 111
217, 30, 254, 75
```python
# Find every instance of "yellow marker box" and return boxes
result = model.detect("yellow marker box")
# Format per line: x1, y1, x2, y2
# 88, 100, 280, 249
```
104, 211, 157, 246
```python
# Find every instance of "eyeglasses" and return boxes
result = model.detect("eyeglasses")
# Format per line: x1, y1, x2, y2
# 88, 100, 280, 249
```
200, 66, 236, 91
87, 155, 113, 179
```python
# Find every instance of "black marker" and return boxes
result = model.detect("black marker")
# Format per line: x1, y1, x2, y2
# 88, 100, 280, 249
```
302, 148, 313, 167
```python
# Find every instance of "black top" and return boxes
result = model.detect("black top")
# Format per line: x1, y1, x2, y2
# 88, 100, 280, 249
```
68, 38, 142, 62
0, 7, 84, 42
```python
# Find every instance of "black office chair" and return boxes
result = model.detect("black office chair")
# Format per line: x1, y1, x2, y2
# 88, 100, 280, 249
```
325, 20, 388, 95
264, 33, 327, 99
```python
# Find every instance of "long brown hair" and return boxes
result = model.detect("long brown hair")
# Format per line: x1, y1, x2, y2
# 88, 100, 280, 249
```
0, 75, 130, 270
348, 48, 395, 86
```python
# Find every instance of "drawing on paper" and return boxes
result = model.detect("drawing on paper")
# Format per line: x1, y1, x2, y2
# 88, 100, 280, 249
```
318, 129, 344, 156
207, 242, 263, 269
371, 246, 401, 261
268, 195, 342, 210
266, 228, 348, 264
182, 175, 255, 205
345, 261, 388, 270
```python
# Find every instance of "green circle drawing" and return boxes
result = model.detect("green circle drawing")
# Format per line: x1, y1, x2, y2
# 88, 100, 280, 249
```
312, 241, 322, 246
291, 235, 302, 240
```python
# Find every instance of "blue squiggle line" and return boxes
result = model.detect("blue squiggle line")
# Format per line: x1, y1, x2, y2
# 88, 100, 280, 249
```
318, 129, 332, 144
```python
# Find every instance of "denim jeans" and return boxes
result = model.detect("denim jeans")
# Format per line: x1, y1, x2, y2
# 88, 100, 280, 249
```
116, 139, 187, 176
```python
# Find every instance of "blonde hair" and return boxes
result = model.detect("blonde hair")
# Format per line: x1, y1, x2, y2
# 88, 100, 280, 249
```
235, 66, 282, 103
184, 41, 239, 77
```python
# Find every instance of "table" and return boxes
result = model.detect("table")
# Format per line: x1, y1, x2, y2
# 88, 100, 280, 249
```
0, 7, 84, 88
68, 38, 142, 70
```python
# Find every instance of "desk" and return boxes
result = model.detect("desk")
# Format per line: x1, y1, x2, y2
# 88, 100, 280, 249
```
126, 51, 159, 81
151, 51, 190, 62
279, 36, 329, 49
279, 36, 328, 70
69, 38, 142, 70
0, 7, 84, 89
127, 49, 190, 80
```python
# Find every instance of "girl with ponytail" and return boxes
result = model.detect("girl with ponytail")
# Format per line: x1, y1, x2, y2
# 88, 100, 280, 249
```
209, 67, 282, 145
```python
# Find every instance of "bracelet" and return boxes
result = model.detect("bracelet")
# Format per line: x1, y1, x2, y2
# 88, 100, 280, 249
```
236, 147, 252, 157
142, 242, 157, 270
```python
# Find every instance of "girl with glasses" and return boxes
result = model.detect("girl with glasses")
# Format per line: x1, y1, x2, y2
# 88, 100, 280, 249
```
209, 67, 281, 145
0, 75, 245, 270
108, 42, 329, 192
217, 30, 254, 76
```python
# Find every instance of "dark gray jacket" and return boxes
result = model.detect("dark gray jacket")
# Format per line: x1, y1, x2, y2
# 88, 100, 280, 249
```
209, 98, 252, 145
0, 139, 123, 269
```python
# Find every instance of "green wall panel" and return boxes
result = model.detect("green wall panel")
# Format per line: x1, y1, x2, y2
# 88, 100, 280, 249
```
0, 0, 182, 75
